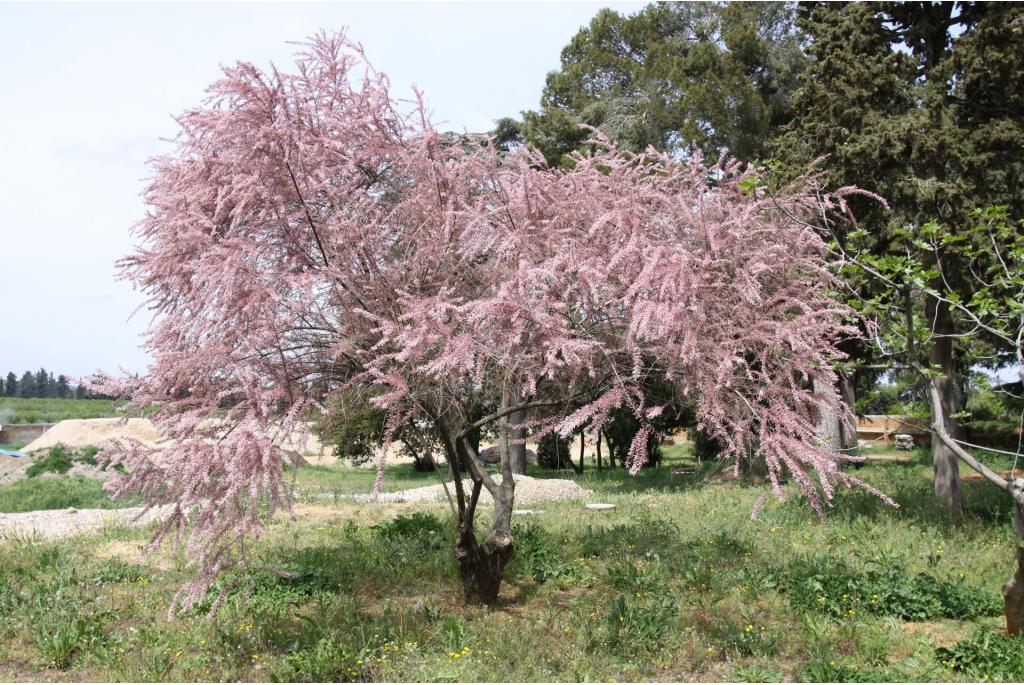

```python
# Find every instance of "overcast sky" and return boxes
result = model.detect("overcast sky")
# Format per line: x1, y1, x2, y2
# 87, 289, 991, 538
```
0, 1, 641, 379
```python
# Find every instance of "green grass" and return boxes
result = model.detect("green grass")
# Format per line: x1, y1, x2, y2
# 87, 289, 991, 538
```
0, 476, 122, 513
1, 452, 1021, 681
0, 398, 120, 424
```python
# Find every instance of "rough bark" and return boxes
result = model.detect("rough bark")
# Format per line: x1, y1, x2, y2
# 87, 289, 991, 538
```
813, 376, 843, 450
837, 370, 859, 450
927, 296, 964, 522
450, 391, 519, 603
508, 406, 527, 475
1004, 479, 1024, 635
596, 429, 603, 470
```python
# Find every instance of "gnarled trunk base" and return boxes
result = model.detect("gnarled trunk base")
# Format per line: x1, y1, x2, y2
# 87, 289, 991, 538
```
455, 528, 514, 604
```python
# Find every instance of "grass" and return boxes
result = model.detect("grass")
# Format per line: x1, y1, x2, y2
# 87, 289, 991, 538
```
1, 447, 1022, 681
0, 398, 120, 424
0, 476, 123, 513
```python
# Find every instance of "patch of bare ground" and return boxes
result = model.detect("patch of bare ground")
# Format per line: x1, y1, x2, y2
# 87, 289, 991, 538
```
901, 619, 972, 649
0, 504, 173, 542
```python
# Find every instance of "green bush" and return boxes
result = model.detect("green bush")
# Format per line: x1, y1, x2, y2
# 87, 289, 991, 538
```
25, 444, 106, 478
936, 628, 1024, 681
371, 512, 446, 552
536, 432, 575, 470
784, 557, 1000, 621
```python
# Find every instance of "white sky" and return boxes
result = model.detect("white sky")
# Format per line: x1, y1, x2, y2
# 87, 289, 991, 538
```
0, 0, 641, 380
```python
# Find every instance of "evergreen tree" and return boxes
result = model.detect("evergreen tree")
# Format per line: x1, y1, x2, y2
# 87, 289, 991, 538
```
520, 2, 806, 166
34, 368, 49, 398
17, 371, 35, 398
775, 1, 1024, 518
3, 372, 15, 397
56, 375, 71, 399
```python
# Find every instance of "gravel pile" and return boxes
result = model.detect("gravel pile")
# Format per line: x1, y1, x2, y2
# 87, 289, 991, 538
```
352, 474, 592, 505
0, 504, 174, 542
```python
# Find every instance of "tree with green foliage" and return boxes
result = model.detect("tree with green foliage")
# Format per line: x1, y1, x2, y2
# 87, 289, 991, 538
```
56, 375, 71, 399
33, 368, 49, 399
774, 1, 1024, 519
17, 371, 35, 399
518, 1, 805, 167
3, 372, 15, 397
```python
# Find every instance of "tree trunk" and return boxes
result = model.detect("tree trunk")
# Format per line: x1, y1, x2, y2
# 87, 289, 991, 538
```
927, 296, 964, 522
838, 370, 859, 450
575, 431, 585, 474
1004, 479, 1024, 635
454, 486, 515, 604
813, 376, 843, 450
508, 406, 527, 475
451, 392, 519, 604
596, 429, 603, 470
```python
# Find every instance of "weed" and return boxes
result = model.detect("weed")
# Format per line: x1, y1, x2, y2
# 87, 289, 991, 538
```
606, 593, 677, 653
936, 628, 1024, 681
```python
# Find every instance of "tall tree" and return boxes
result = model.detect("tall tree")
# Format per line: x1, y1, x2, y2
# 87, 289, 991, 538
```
17, 371, 35, 399
56, 375, 71, 399
101, 31, 876, 615
520, 2, 805, 166
34, 368, 49, 398
774, 1, 1024, 518
3, 372, 15, 397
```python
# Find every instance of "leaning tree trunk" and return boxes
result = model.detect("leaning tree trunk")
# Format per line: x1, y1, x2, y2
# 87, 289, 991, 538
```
924, 374, 1024, 634
927, 296, 964, 522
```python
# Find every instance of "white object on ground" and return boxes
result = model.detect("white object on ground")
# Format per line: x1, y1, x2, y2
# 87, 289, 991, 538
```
352, 474, 592, 506
585, 503, 616, 511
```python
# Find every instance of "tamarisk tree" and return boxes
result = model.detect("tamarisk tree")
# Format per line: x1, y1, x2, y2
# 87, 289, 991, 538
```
103, 31, 879, 613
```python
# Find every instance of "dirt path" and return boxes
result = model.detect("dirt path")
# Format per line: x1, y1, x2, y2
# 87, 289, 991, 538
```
0, 504, 174, 542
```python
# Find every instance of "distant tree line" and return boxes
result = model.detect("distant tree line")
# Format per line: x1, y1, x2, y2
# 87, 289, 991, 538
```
2, 368, 104, 399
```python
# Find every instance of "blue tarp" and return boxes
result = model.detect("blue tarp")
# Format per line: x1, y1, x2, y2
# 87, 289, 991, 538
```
0, 449, 25, 458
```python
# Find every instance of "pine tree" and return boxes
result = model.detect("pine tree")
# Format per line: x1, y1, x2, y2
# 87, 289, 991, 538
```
520, 2, 806, 166
776, 2, 1024, 518
34, 368, 49, 398
17, 371, 35, 398
3, 372, 15, 397
56, 375, 71, 399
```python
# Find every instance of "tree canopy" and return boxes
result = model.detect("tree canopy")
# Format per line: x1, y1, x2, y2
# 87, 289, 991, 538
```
103, 30, 871, 612
520, 1, 805, 166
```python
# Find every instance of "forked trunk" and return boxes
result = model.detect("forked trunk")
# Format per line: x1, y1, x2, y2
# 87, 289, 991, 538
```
454, 483, 515, 604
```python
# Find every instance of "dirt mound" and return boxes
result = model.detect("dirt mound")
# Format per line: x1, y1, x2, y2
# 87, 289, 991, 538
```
20, 417, 333, 457
21, 418, 163, 453
352, 474, 592, 506
0, 454, 29, 486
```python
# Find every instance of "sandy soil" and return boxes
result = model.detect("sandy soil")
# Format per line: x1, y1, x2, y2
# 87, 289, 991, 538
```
21, 417, 334, 457
0, 504, 174, 542
350, 474, 593, 506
